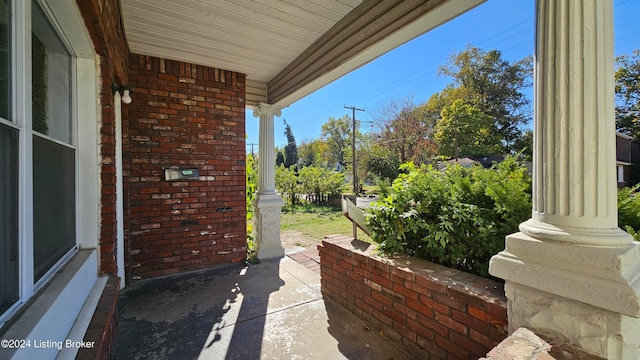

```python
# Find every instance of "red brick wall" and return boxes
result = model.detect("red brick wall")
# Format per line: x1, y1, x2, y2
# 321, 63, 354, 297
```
76, 0, 129, 84
97, 62, 118, 275
124, 54, 247, 279
78, 0, 130, 276
319, 235, 508, 360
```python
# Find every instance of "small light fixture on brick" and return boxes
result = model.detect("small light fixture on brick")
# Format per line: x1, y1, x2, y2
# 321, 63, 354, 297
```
112, 85, 133, 104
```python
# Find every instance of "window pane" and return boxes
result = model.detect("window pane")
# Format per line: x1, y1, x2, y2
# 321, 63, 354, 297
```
33, 135, 75, 282
31, 0, 71, 144
0, 0, 10, 121
0, 123, 18, 314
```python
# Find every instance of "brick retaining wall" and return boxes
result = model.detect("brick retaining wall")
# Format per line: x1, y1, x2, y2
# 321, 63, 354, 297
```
319, 235, 508, 360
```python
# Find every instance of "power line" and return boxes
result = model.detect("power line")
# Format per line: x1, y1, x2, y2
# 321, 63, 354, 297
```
246, 142, 258, 156
289, 31, 537, 137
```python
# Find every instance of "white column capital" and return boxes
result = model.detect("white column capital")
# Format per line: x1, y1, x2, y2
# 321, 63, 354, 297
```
252, 102, 281, 119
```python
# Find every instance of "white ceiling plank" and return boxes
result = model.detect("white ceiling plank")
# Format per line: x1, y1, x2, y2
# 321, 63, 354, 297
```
254, 0, 345, 23
126, 31, 288, 72
122, 1, 322, 44
336, 0, 363, 8
280, 0, 354, 22
303, 0, 360, 16
126, 0, 329, 39
229, 0, 337, 29
124, 15, 302, 58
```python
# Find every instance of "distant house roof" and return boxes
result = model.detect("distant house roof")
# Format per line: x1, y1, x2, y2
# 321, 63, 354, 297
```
468, 155, 507, 168
617, 132, 634, 140
437, 157, 478, 170
450, 157, 478, 166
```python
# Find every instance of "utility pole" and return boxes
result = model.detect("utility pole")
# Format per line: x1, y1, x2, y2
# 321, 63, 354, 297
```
344, 105, 365, 196
247, 143, 258, 157
345, 105, 364, 240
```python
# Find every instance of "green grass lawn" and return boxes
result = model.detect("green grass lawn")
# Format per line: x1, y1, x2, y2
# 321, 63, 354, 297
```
281, 205, 373, 242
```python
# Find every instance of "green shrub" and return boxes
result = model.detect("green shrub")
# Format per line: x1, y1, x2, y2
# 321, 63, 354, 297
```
297, 166, 345, 205
366, 156, 531, 277
275, 164, 299, 206
246, 153, 258, 259
618, 184, 640, 240
276, 164, 346, 207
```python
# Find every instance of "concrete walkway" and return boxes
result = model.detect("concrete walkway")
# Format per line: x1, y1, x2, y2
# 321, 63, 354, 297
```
114, 247, 412, 359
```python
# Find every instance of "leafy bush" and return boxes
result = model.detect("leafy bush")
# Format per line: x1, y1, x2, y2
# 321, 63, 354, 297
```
298, 166, 345, 204
276, 164, 346, 207
360, 144, 401, 180
275, 164, 299, 206
618, 184, 640, 240
366, 156, 531, 277
246, 153, 258, 259
376, 178, 391, 198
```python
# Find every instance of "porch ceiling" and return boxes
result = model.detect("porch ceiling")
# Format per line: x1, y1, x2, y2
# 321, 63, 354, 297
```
120, 0, 485, 108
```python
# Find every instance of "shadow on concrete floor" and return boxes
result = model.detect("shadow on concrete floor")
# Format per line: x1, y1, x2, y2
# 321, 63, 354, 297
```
113, 257, 410, 360
114, 260, 283, 359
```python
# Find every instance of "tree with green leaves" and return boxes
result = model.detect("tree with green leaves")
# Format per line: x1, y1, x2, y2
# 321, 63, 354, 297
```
298, 166, 345, 205
437, 45, 533, 152
283, 119, 298, 167
370, 96, 436, 166
359, 142, 400, 180
512, 129, 533, 161
414, 86, 468, 137
246, 152, 258, 215
615, 50, 640, 137
321, 115, 351, 166
298, 139, 329, 167
434, 99, 502, 158
275, 164, 299, 206
275, 151, 285, 167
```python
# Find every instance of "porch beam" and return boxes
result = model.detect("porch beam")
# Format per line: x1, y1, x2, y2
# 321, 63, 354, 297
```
489, 1, 640, 358
246, 80, 268, 108
267, 0, 485, 107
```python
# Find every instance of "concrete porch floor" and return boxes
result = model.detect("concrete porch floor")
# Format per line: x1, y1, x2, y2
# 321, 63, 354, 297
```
113, 245, 412, 359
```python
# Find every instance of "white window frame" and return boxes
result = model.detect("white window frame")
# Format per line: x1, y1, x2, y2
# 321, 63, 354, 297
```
0, 0, 99, 327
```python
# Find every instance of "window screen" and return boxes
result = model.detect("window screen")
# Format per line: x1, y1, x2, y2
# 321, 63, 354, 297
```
0, 0, 10, 121
33, 136, 75, 281
31, 0, 75, 282
0, 123, 18, 314
31, 0, 71, 144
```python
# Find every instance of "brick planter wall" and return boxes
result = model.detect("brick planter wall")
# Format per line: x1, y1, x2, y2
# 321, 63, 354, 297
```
124, 55, 247, 279
319, 235, 508, 360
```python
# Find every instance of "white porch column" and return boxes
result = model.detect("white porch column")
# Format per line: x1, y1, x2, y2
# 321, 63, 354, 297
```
252, 103, 285, 259
489, 1, 640, 358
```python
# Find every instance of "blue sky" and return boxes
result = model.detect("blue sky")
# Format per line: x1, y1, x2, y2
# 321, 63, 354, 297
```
245, 0, 640, 149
